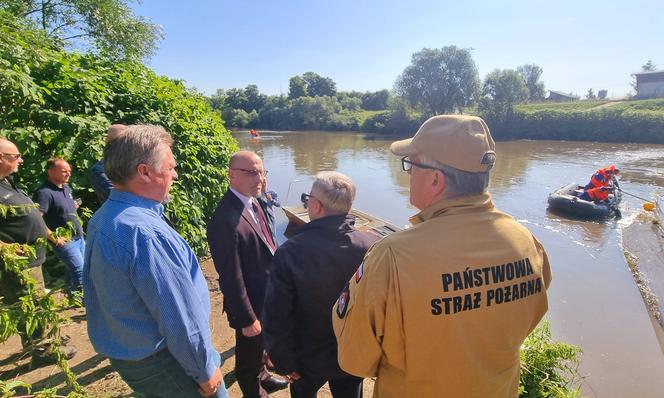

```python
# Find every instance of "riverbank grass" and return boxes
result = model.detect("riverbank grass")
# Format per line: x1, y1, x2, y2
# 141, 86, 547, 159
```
520, 320, 583, 398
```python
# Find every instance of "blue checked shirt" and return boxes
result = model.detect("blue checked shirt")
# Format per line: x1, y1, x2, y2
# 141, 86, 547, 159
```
83, 190, 217, 382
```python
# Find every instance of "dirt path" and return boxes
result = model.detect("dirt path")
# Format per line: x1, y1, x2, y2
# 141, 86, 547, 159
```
0, 259, 374, 397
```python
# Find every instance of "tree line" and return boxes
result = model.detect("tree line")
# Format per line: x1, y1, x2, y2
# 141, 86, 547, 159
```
209, 46, 549, 135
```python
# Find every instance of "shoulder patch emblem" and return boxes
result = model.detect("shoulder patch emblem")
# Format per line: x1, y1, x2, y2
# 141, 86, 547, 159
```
355, 262, 364, 283
336, 283, 350, 318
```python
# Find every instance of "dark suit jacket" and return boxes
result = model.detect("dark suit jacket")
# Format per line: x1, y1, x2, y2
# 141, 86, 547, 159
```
207, 189, 276, 329
262, 214, 379, 379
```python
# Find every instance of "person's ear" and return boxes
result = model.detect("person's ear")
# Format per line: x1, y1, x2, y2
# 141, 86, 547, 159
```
432, 170, 446, 195
136, 164, 151, 181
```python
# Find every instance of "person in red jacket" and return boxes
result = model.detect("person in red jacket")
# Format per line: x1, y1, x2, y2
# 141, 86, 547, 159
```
584, 166, 619, 190
581, 166, 620, 203
580, 185, 613, 202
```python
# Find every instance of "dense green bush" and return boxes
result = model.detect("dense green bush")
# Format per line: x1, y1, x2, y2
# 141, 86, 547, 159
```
0, 10, 237, 254
520, 320, 583, 398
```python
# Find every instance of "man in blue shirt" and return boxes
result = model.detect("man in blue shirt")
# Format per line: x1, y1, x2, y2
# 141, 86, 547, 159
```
83, 125, 227, 398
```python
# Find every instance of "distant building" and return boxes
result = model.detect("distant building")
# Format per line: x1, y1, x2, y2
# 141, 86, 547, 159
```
633, 70, 664, 99
547, 90, 580, 102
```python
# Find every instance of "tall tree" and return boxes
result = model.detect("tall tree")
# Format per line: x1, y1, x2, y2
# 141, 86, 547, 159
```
361, 89, 390, 110
586, 88, 596, 100
288, 76, 307, 99
0, 0, 163, 60
208, 89, 225, 111
395, 46, 480, 115
223, 88, 248, 112
642, 59, 657, 71
302, 72, 337, 97
244, 84, 266, 112
478, 69, 528, 131
517, 64, 546, 102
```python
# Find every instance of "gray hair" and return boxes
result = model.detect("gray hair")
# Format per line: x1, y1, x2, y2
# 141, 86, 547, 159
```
419, 153, 490, 198
311, 171, 356, 215
103, 125, 173, 184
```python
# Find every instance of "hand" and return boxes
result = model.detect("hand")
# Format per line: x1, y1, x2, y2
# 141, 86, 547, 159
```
198, 368, 223, 397
54, 236, 67, 247
285, 371, 301, 383
242, 319, 262, 337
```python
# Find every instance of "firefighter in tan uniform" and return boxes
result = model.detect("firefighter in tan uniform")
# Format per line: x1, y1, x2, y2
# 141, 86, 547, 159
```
332, 115, 552, 398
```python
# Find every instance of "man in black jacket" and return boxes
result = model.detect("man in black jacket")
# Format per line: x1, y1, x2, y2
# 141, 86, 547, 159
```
262, 171, 379, 398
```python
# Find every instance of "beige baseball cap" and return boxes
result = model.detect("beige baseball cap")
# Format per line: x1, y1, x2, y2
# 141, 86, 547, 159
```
390, 115, 496, 173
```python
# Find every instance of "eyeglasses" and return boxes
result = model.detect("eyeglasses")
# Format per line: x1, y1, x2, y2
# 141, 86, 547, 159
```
301, 193, 318, 209
231, 168, 268, 177
401, 157, 444, 173
0, 153, 22, 161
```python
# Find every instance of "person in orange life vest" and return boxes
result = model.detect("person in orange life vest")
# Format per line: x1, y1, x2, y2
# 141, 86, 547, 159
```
584, 166, 619, 190
579, 185, 613, 202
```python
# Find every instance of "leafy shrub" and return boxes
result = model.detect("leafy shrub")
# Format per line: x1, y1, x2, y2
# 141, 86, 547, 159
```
520, 320, 583, 398
0, 10, 238, 254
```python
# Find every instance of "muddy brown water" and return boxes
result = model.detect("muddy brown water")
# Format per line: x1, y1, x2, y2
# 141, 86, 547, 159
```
235, 130, 664, 398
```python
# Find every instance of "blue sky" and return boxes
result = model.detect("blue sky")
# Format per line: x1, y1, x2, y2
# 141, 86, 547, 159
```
132, 0, 663, 99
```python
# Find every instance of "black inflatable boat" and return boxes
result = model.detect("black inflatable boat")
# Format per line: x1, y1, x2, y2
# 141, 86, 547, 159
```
547, 183, 622, 218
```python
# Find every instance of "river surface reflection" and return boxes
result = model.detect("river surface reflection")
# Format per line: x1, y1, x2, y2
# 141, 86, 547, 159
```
233, 130, 664, 398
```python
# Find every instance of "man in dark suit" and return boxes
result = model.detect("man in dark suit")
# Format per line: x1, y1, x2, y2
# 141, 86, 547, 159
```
207, 151, 287, 398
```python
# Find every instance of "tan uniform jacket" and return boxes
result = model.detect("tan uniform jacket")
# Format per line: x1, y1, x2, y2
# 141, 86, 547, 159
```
333, 193, 552, 398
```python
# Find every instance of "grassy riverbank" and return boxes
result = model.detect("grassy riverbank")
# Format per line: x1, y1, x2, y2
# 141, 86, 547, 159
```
496, 98, 664, 143
363, 98, 664, 143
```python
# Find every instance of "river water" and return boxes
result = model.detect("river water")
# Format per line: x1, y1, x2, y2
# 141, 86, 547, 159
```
233, 130, 664, 398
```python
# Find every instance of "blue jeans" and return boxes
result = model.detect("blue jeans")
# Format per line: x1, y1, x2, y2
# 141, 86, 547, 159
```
53, 236, 85, 292
110, 349, 229, 398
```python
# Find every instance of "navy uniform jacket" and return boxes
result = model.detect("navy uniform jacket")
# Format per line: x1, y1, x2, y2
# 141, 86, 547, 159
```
262, 214, 379, 379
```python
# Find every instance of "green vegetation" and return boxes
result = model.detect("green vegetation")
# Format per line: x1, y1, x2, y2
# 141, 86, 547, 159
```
518, 64, 546, 102
516, 101, 610, 112
0, 0, 163, 61
495, 100, 664, 143
611, 98, 664, 111
520, 320, 583, 398
395, 46, 480, 115
1, 8, 235, 394
0, 9, 236, 255
0, 240, 85, 397
209, 82, 423, 133
479, 69, 529, 132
